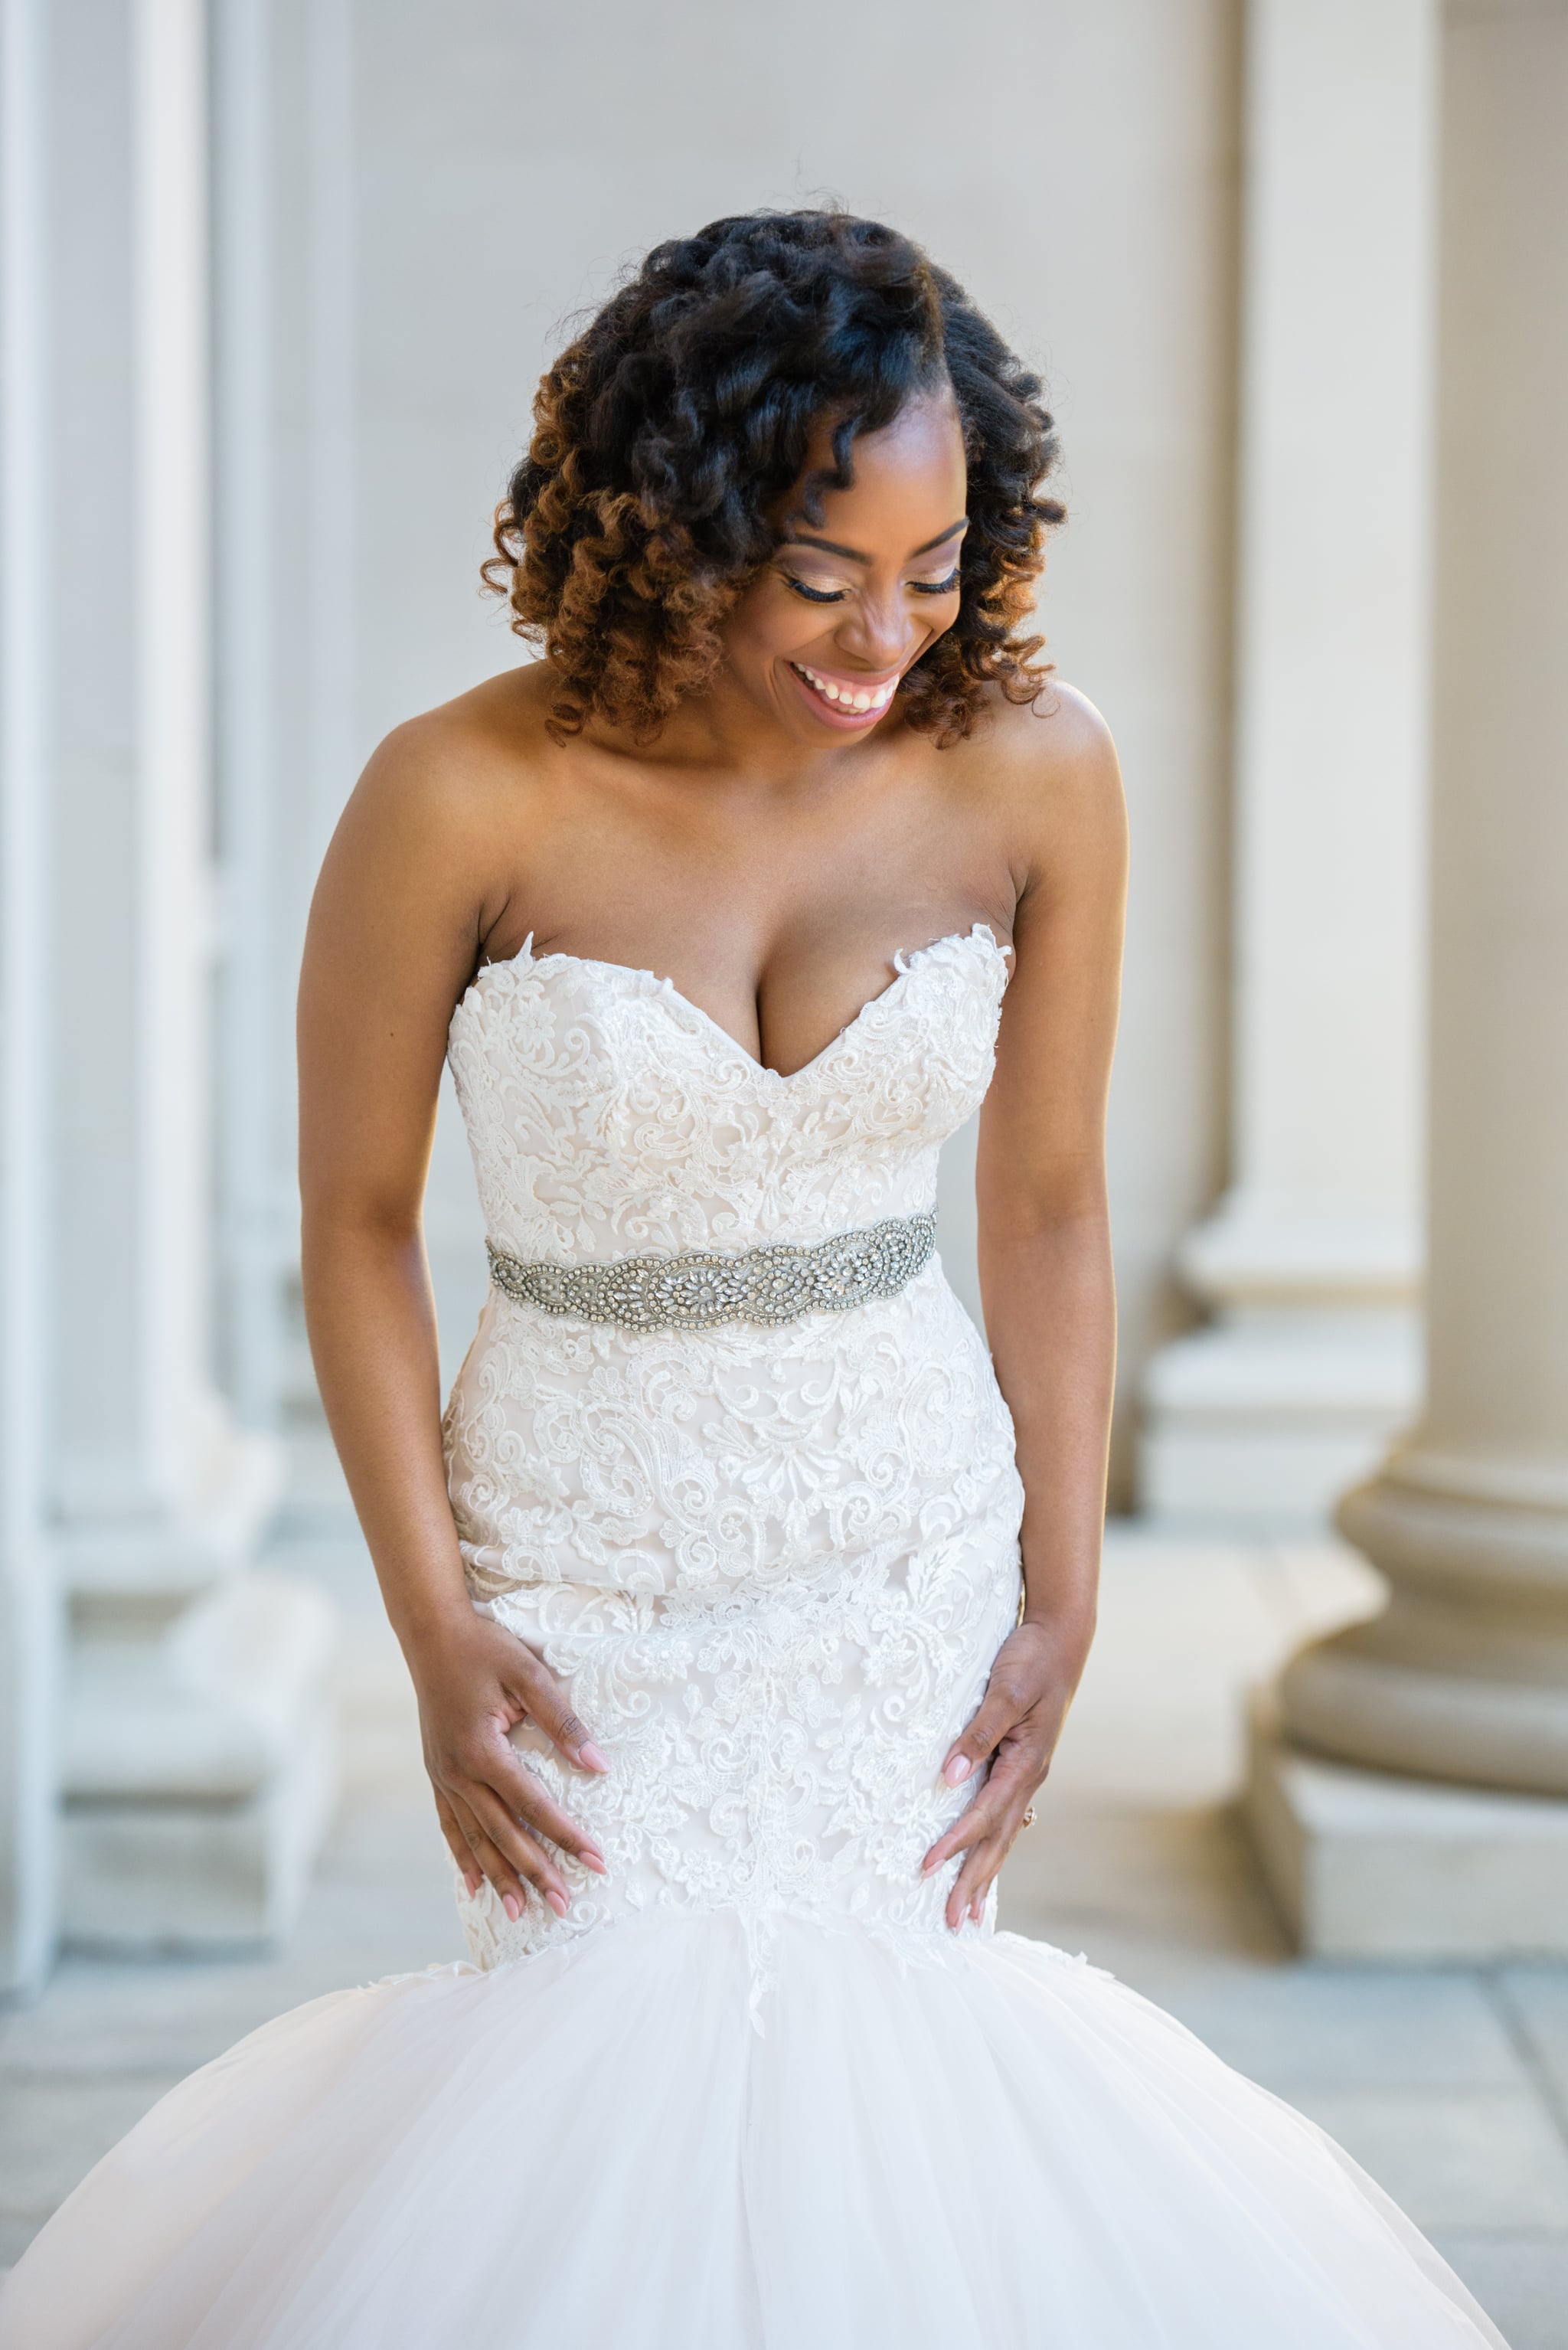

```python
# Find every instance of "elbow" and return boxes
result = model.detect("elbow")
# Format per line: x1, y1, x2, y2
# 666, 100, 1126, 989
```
977, 1190, 1111, 1253
299, 1184, 424, 1263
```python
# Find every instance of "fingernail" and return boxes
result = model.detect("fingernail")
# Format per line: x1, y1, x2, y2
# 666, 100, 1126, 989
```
579, 1740, 610, 1773
920, 1856, 938, 1876
502, 1893, 521, 1922
581, 1850, 609, 1875
944, 1754, 972, 1786
547, 1889, 569, 1919
464, 1874, 482, 1897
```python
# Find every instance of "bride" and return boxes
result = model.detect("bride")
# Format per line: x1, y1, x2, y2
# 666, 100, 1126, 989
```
1, 208, 1505, 2348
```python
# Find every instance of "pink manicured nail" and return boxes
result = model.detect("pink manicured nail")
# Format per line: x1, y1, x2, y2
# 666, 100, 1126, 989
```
580, 1850, 609, 1875
464, 1874, 482, 1898
944, 1754, 972, 1786
501, 1893, 521, 1922
579, 1740, 610, 1773
547, 1889, 569, 1919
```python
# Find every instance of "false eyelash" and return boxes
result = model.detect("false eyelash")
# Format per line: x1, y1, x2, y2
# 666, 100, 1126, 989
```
782, 576, 846, 604
781, 567, 962, 605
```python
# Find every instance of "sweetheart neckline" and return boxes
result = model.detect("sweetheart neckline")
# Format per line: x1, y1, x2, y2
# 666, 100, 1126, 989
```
458, 921, 1011, 1087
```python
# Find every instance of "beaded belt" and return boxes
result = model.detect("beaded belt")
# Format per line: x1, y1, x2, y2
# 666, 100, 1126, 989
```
485, 1209, 936, 1332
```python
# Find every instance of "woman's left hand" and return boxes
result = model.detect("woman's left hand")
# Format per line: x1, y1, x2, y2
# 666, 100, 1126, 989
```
920, 1617, 1086, 1930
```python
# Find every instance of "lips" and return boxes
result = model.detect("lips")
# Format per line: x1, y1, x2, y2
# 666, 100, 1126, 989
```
789, 662, 899, 718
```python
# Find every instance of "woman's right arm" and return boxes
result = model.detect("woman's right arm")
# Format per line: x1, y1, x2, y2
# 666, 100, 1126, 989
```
296, 720, 608, 1921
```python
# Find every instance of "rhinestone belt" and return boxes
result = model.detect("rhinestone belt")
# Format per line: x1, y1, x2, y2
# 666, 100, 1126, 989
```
485, 1209, 937, 1332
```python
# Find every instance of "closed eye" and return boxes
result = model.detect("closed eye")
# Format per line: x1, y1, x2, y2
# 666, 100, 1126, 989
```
781, 575, 847, 605
782, 566, 962, 604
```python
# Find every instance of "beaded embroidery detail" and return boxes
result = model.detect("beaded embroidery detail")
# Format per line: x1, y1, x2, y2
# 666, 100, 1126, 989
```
485, 1210, 936, 1332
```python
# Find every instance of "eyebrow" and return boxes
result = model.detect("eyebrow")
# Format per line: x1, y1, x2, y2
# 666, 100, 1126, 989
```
780, 518, 969, 565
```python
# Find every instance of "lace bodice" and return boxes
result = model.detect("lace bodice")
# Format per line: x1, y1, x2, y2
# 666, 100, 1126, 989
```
440, 924, 1025, 1996
445, 924, 1010, 1258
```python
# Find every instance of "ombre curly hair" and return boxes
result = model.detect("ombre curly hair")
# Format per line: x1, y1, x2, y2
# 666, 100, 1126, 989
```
483, 209, 1063, 747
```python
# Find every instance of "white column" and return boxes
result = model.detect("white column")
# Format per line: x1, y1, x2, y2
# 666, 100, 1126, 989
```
212, 0, 289, 1432
50, 0, 276, 1600
45, 0, 336, 1953
0, 0, 60, 1997
1140, 0, 1438, 1526
1250, 0, 1568, 1956
266, 0, 367, 1453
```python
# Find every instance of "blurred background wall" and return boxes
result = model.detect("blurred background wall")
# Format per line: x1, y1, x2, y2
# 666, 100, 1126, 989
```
4, 0, 1568, 2003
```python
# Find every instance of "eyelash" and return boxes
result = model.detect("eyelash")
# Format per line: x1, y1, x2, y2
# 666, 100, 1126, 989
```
781, 566, 962, 606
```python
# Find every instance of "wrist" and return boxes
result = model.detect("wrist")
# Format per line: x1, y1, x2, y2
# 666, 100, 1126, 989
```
1017, 1605, 1096, 1671
389, 1587, 482, 1669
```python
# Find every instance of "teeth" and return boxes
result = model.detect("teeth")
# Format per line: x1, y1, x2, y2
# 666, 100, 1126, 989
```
793, 664, 896, 714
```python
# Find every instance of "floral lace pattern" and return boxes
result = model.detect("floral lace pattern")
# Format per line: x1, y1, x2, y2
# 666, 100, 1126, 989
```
442, 928, 1024, 1992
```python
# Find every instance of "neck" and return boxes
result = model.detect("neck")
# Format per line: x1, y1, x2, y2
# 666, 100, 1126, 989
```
582, 659, 878, 785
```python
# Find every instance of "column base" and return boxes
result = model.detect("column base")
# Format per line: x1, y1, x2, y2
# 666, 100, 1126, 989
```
1140, 1309, 1422, 1530
60, 1423, 286, 1630
1244, 1691, 1568, 1958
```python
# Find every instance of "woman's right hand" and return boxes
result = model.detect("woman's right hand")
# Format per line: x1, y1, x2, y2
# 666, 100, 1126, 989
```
409, 1610, 610, 1920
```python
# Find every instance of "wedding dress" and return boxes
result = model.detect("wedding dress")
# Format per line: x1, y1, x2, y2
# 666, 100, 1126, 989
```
0, 925, 1507, 2348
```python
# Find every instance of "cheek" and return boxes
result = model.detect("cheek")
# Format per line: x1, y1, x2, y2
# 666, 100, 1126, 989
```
725, 584, 826, 668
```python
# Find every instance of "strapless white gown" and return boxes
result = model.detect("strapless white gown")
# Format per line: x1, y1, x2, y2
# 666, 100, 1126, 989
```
0, 927, 1507, 2348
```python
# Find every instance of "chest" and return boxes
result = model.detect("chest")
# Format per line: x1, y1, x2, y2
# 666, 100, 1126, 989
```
482, 770, 1014, 1080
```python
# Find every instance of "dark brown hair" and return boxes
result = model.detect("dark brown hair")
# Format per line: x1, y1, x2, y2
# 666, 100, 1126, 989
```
484, 209, 1063, 746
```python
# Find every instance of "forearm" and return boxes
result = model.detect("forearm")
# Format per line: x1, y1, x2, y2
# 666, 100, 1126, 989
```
300, 1211, 473, 1656
926, 1209, 1114, 1920
977, 1206, 1115, 1663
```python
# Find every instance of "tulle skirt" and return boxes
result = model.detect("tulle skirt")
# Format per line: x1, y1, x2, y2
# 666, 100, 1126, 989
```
0, 1909, 1506, 2348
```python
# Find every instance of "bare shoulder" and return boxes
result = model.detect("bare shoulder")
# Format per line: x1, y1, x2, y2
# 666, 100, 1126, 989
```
325, 665, 554, 929
988, 679, 1122, 833
352, 664, 553, 836
942, 678, 1126, 891
299, 665, 564, 1013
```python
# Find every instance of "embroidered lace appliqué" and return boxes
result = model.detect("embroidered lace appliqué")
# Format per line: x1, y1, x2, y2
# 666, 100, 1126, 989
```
441, 928, 1026, 2000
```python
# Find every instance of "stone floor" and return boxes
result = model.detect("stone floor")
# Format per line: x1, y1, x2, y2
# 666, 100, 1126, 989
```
4, 1516, 1567, 2346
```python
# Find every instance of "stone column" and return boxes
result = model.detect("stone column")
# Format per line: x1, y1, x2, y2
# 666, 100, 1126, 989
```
45, 0, 336, 1953
1249, 0, 1568, 1956
1139, 0, 1438, 1526
0, 0, 60, 1998
211, 0, 289, 1433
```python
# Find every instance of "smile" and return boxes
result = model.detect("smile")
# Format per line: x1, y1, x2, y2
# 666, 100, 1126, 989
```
789, 662, 899, 717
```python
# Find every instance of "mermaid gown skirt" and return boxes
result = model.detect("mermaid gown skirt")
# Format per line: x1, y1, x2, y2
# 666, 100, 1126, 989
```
0, 928, 1508, 2347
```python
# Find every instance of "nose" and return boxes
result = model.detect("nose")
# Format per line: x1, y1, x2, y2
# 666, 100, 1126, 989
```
834, 584, 914, 674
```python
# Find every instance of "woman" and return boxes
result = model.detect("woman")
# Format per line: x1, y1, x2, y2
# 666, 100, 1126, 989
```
1, 209, 1504, 2348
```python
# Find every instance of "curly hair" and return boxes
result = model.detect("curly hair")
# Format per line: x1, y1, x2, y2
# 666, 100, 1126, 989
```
483, 209, 1063, 747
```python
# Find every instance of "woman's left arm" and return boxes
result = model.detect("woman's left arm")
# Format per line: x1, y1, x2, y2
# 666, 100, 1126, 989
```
920, 686, 1129, 1927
